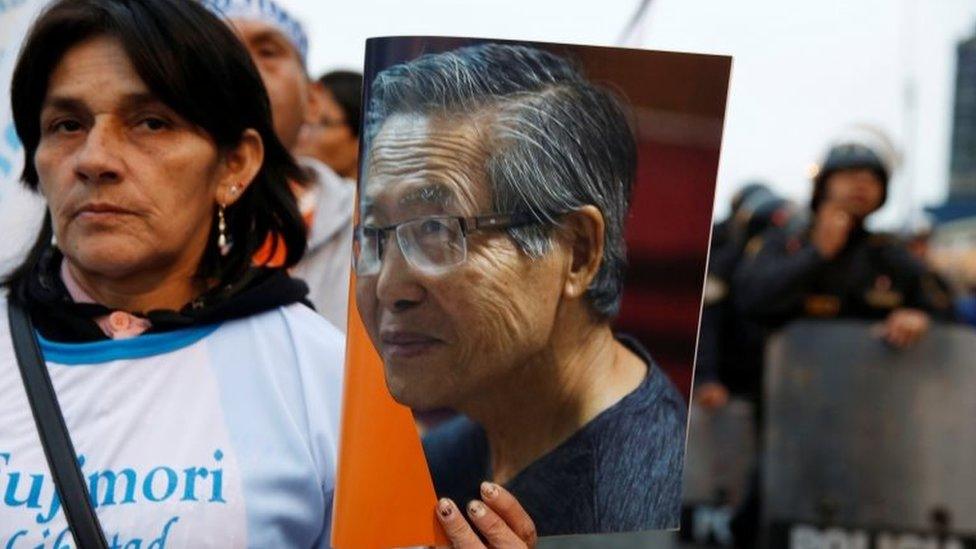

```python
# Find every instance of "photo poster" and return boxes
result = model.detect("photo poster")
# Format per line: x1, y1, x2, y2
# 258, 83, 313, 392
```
334, 36, 730, 548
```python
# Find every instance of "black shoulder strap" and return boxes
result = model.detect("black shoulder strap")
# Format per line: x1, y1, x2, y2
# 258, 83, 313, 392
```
7, 299, 109, 548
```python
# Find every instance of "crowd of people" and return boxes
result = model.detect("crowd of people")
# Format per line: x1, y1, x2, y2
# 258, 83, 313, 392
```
2, 0, 971, 547
0, 0, 539, 546
0, 0, 684, 545
692, 126, 972, 546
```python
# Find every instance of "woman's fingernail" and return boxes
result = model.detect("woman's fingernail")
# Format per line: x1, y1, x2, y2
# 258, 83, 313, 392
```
480, 481, 499, 499
468, 500, 486, 518
438, 498, 454, 518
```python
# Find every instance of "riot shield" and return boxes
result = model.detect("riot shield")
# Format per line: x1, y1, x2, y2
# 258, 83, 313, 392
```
763, 320, 976, 548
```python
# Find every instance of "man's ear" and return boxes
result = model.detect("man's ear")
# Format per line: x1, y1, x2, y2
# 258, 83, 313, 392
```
216, 128, 263, 206
560, 205, 605, 301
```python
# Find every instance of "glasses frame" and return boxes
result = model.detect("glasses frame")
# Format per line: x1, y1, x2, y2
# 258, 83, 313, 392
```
354, 212, 537, 276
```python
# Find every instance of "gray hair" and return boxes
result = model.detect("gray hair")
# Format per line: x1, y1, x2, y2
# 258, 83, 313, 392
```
366, 43, 637, 319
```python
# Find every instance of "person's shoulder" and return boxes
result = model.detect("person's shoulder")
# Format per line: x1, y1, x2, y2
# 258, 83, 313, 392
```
227, 303, 345, 366
617, 335, 686, 416
589, 340, 685, 530
864, 232, 914, 258
0, 292, 12, 357
611, 365, 686, 446
277, 303, 345, 352
602, 336, 686, 456
739, 223, 805, 259
299, 157, 355, 204
863, 232, 927, 271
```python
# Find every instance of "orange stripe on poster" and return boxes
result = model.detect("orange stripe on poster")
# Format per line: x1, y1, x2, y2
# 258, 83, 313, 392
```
331, 270, 447, 548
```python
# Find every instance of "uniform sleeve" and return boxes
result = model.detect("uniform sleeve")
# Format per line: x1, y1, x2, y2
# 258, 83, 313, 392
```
694, 304, 721, 385
695, 223, 736, 385
732, 228, 826, 325
879, 245, 957, 320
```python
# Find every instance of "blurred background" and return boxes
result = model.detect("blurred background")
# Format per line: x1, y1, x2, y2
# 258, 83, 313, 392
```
4, 0, 976, 547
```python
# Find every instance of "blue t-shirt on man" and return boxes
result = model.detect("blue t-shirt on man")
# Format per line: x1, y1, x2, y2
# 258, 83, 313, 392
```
422, 335, 686, 537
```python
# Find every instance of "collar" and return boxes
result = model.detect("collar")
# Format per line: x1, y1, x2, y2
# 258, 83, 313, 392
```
298, 156, 355, 251
17, 247, 311, 342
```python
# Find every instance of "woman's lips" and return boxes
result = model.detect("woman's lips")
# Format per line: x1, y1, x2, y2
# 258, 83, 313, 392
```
74, 203, 136, 220
380, 331, 442, 360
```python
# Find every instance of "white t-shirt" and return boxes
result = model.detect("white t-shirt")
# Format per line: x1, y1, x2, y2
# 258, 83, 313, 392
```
0, 298, 345, 548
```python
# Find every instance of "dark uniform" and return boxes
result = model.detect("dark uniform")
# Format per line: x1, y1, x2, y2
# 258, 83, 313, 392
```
733, 224, 955, 328
725, 223, 954, 548
698, 222, 772, 401
696, 185, 800, 400
722, 138, 955, 548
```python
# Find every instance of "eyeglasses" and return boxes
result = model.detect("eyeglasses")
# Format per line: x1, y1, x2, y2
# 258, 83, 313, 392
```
354, 212, 536, 276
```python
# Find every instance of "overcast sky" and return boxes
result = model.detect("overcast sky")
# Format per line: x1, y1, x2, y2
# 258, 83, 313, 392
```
278, 0, 976, 229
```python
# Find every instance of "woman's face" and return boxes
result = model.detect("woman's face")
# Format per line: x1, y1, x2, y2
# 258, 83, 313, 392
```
34, 36, 230, 282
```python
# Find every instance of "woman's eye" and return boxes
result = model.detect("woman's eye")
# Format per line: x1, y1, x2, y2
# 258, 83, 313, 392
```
51, 119, 83, 133
139, 117, 169, 131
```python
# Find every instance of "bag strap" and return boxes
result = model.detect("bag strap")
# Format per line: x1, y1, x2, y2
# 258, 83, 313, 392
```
7, 299, 109, 548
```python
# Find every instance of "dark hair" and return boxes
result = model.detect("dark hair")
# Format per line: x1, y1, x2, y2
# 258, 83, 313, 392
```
6, 0, 306, 292
319, 70, 363, 138
367, 44, 637, 319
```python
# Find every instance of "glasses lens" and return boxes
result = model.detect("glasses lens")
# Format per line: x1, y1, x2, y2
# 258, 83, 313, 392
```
398, 217, 466, 274
354, 227, 381, 276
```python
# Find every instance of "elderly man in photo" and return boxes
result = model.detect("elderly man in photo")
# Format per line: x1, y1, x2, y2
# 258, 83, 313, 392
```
355, 44, 686, 538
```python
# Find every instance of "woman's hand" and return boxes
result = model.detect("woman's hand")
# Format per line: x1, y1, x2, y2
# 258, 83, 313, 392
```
436, 482, 537, 548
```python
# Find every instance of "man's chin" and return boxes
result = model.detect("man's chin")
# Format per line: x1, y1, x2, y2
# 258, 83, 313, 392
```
385, 376, 448, 412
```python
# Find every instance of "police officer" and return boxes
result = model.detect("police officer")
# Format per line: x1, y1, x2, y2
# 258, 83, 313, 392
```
733, 131, 954, 348
696, 183, 799, 409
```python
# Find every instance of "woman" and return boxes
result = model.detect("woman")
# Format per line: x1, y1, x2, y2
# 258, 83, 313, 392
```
1, 0, 343, 545
1, 1, 533, 547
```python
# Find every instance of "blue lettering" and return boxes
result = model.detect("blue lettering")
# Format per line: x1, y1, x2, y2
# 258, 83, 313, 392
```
4, 123, 19, 150
35, 490, 61, 524
4, 531, 27, 549
147, 517, 179, 549
180, 467, 208, 502
142, 467, 177, 502
89, 469, 137, 506
209, 450, 224, 503
0, 154, 11, 177
3, 473, 44, 509
52, 527, 72, 549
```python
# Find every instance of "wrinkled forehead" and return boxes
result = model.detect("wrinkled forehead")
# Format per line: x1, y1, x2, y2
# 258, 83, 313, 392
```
362, 113, 492, 222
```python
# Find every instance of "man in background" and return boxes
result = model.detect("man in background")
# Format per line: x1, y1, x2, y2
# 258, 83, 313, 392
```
296, 70, 362, 183
734, 128, 954, 342
204, 0, 354, 331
